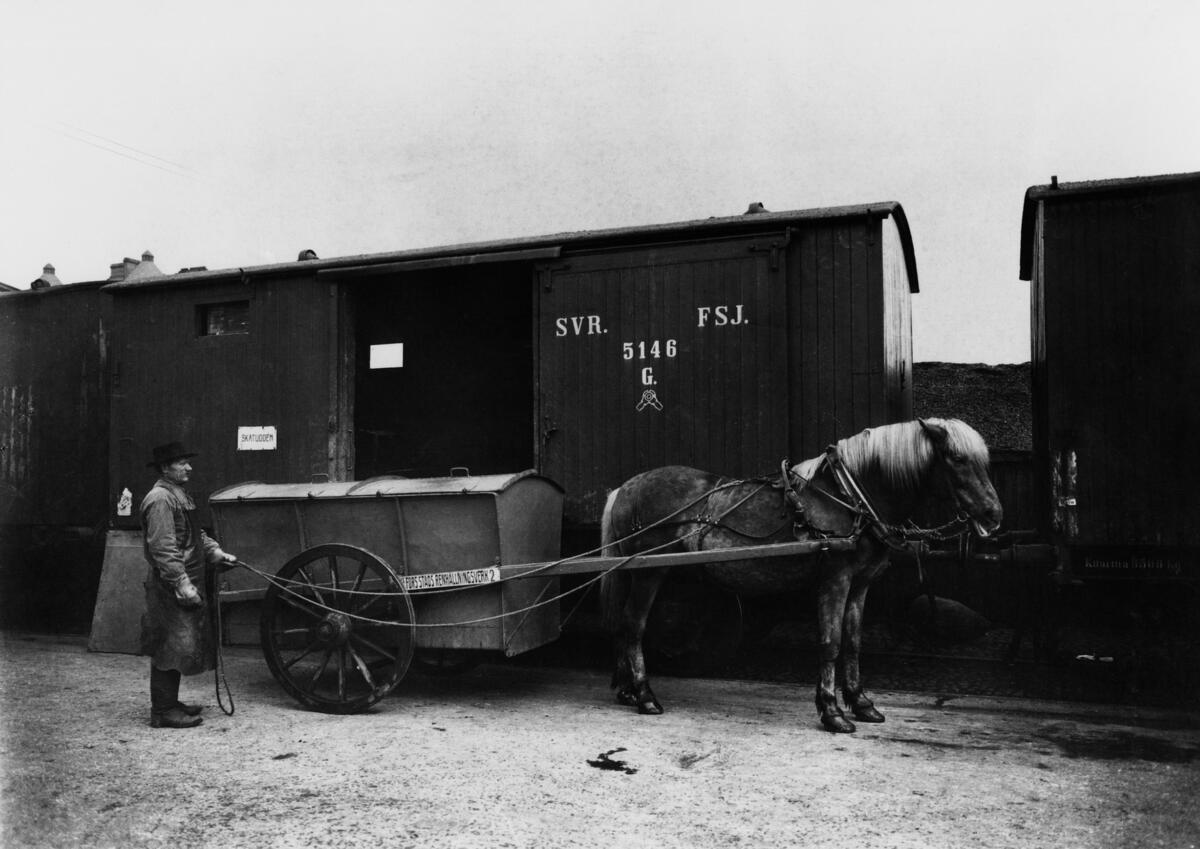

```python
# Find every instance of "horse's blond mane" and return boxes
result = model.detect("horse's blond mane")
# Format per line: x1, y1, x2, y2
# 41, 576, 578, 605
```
832, 418, 990, 492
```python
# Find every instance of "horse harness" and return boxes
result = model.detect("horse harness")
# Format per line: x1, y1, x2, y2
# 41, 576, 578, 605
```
782, 445, 974, 553
623, 445, 973, 554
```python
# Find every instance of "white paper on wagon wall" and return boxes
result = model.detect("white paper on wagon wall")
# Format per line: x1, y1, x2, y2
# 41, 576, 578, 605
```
237, 426, 277, 451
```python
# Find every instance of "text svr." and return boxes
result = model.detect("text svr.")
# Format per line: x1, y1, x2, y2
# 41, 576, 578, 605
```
553, 305, 748, 337
552, 305, 749, 407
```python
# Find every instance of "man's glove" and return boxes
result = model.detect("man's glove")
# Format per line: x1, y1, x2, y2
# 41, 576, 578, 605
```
172, 575, 203, 609
212, 550, 240, 573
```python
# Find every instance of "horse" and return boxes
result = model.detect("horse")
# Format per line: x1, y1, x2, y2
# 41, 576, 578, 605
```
598, 417, 1002, 733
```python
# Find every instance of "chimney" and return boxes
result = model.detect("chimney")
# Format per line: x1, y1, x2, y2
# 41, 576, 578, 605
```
124, 250, 164, 283
30, 263, 63, 290
744, 202, 768, 214
108, 256, 142, 282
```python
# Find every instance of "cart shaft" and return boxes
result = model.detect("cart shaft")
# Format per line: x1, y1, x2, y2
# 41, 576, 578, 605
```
499, 537, 859, 580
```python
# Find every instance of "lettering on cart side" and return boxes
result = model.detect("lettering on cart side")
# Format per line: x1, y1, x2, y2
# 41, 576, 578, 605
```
555, 315, 606, 337
641, 367, 656, 386
697, 304, 747, 327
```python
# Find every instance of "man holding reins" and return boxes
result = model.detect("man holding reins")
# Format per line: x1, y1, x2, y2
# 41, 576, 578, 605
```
140, 442, 237, 728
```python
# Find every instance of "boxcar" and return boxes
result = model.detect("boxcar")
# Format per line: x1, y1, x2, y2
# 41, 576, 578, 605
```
1020, 171, 1200, 582
0, 281, 111, 628
103, 201, 918, 536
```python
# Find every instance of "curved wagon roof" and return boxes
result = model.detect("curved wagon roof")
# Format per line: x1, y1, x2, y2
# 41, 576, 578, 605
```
1019, 170, 1200, 280
100, 201, 919, 294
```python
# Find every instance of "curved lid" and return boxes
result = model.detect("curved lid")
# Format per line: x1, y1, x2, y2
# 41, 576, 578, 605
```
210, 469, 560, 503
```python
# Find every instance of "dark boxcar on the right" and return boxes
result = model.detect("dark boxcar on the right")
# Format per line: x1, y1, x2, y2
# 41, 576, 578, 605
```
1020, 171, 1200, 581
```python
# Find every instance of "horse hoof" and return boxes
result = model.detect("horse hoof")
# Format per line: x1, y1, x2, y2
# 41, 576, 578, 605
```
820, 713, 857, 733
637, 699, 664, 716
615, 689, 640, 708
852, 704, 886, 723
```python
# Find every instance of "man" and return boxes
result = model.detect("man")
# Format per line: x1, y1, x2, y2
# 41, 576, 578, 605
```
140, 442, 237, 728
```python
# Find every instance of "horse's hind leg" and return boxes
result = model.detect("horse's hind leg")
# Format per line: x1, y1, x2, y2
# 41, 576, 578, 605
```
815, 571, 856, 733
840, 576, 885, 724
613, 568, 669, 715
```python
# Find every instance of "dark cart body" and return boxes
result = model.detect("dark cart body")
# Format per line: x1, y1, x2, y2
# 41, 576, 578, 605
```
210, 471, 564, 658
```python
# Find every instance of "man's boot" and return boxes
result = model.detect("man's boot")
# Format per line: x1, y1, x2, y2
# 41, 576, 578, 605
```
150, 665, 202, 728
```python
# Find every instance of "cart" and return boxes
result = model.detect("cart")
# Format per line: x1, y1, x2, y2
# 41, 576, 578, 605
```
209, 469, 855, 714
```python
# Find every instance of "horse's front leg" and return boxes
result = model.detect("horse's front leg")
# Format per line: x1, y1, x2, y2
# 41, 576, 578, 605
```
815, 569, 855, 733
613, 568, 669, 715
840, 569, 887, 724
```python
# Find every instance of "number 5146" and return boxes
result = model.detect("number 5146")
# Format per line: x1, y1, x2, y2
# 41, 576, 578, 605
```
623, 339, 677, 360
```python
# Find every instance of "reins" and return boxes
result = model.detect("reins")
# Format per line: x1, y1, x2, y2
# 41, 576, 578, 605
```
816, 445, 973, 552
205, 561, 236, 716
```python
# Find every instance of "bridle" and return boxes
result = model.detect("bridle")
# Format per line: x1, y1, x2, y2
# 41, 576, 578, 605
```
781, 445, 977, 554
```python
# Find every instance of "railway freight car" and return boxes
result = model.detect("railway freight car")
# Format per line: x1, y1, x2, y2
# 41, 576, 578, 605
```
1020, 171, 1200, 583
102, 202, 918, 547
0, 278, 111, 629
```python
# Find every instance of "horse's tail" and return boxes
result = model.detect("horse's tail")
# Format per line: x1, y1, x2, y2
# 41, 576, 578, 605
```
598, 486, 627, 635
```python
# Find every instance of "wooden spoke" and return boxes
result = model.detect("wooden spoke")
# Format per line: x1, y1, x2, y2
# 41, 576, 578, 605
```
271, 627, 312, 638
347, 644, 376, 689
281, 638, 324, 671
327, 555, 341, 597
349, 562, 367, 594
349, 632, 399, 665
352, 592, 385, 619
305, 647, 334, 693
295, 565, 328, 607
260, 544, 414, 714
278, 591, 325, 620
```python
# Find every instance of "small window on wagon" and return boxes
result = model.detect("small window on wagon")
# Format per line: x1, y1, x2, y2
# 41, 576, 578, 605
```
198, 300, 250, 336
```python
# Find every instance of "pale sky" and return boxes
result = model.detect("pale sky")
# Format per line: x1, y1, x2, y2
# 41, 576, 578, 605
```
2, 1, 1197, 363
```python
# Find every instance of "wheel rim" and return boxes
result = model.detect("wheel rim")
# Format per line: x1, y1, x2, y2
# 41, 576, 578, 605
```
260, 544, 414, 713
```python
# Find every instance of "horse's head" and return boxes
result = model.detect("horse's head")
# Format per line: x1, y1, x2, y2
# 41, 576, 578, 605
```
918, 418, 1003, 538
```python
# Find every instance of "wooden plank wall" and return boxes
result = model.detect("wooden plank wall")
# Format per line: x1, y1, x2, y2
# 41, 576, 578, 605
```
0, 286, 110, 528
881, 215, 914, 424
790, 216, 897, 461
1041, 183, 1200, 548
1029, 209, 1051, 535
108, 273, 336, 528
990, 450, 1035, 533
538, 238, 790, 524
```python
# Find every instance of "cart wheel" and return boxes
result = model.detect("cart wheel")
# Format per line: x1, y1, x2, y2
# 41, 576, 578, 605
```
260, 544, 415, 714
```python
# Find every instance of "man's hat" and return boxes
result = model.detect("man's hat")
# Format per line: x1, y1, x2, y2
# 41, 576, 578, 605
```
148, 442, 198, 468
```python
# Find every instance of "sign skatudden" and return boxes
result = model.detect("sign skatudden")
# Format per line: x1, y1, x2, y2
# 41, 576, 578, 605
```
401, 567, 501, 592
237, 426, 277, 451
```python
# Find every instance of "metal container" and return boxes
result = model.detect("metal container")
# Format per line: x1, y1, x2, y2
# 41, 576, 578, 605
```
210, 470, 563, 656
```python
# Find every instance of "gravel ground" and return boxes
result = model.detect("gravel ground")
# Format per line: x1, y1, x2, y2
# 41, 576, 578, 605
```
3, 632, 1199, 849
